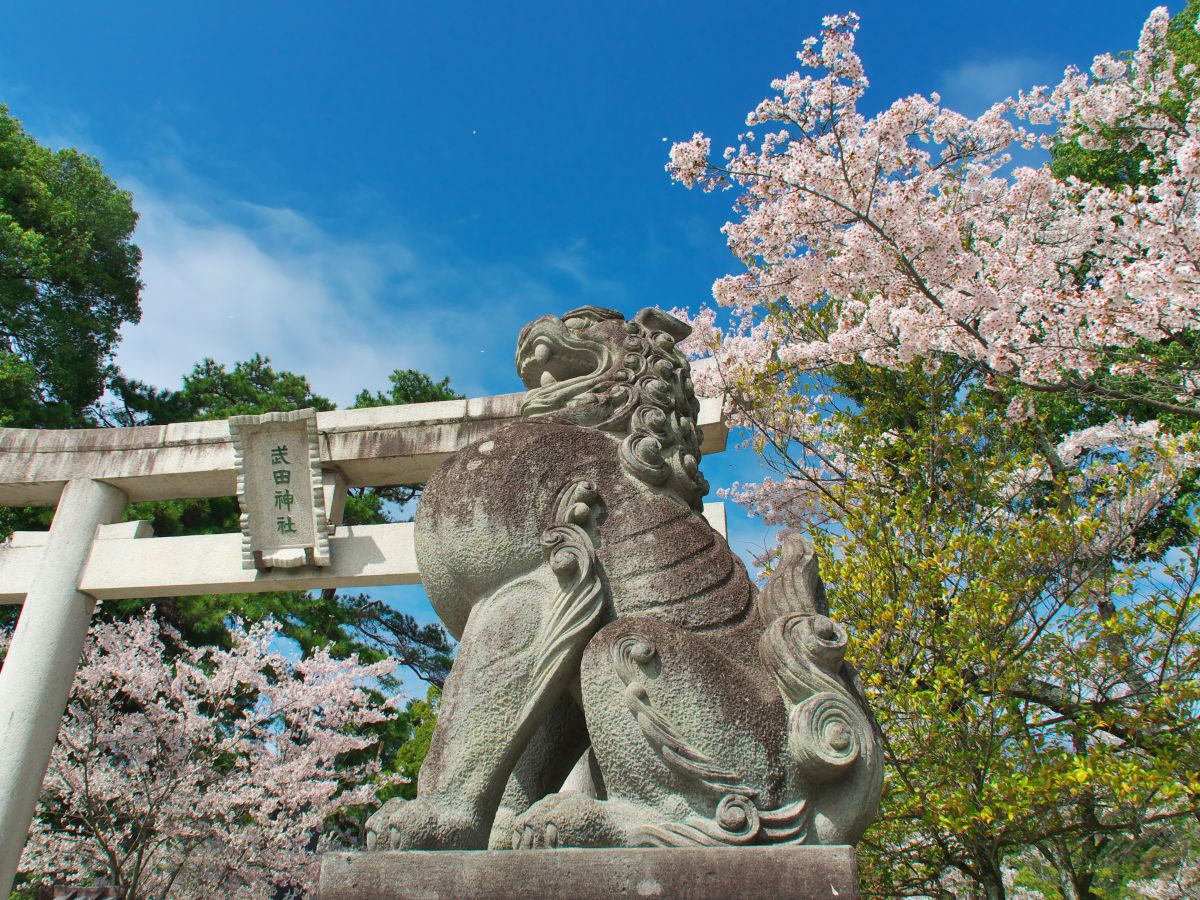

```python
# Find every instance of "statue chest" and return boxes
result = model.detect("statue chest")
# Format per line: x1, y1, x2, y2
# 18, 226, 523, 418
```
417, 420, 753, 635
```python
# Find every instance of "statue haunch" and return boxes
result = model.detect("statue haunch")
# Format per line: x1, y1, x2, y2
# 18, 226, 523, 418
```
365, 306, 883, 851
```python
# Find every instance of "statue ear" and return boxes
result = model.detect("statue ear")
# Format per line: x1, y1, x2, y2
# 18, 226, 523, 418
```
634, 308, 692, 341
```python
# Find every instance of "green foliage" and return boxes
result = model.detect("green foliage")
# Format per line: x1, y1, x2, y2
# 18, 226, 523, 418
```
0, 104, 141, 427
348, 369, 464, 513
0, 354, 41, 428
334, 594, 454, 687
104, 353, 335, 427
839, 417, 1196, 895
750, 359, 1200, 898
353, 369, 461, 410
389, 686, 440, 801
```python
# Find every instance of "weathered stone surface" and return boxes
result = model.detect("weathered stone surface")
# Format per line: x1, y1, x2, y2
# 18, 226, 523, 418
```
0, 480, 128, 895
319, 846, 860, 900
365, 306, 883, 856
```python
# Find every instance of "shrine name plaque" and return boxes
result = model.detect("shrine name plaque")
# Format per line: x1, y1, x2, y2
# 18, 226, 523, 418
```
229, 408, 331, 570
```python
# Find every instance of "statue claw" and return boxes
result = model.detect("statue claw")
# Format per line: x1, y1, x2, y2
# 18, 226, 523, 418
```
510, 792, 637, 850
365, 797, 484, 851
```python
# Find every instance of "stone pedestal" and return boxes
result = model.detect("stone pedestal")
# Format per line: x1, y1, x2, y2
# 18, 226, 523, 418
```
319, 845, 859, 899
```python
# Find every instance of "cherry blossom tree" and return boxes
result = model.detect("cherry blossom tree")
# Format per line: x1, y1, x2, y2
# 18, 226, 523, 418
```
669, 7, 1200, 897
669, 8, 1200, 425
3, 611, 397, 899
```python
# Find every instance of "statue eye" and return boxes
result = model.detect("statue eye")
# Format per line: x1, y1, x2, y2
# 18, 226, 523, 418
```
564, 316, 585, 331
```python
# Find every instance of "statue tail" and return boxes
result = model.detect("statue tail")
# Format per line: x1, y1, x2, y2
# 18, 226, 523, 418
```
756, 533, 884, 843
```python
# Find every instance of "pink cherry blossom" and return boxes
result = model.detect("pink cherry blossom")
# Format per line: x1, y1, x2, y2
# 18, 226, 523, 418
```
668, 7, 1200, 534
8, 611, 399, 899
668, 8, 1200, 418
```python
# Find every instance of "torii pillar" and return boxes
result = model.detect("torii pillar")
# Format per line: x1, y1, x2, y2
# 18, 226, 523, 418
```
0, 479, 127, 890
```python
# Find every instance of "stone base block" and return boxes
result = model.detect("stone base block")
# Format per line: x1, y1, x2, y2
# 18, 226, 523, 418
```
319, 845, 859, 899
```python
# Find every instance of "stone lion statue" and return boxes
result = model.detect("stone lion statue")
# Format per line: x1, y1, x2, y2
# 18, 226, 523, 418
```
366, 306, 882, 851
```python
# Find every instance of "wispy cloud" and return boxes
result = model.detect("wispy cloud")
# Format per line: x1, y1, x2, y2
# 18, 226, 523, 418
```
117, 183, 623, 405
938, 56, 1054, 113
121, 187, 420, 404
0, 88, 626, 406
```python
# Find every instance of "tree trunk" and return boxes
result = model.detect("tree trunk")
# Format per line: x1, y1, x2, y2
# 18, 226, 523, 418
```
974, 854, 1007, 900
1054, 867, 1082, 900
1040, 835, 1104, 900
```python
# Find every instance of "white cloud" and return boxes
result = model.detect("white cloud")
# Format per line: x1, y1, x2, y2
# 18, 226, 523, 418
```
938, 56, 1051, 113
116, 184, 623, 405
0, 86, 634, 406
118, 192, 398, 404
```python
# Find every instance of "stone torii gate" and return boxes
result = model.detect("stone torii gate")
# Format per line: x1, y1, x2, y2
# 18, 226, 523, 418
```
0, 390, 729, 894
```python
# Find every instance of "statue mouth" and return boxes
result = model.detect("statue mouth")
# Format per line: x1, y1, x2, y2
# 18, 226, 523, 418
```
518, 342, 595, 389
516, 317, 608, 393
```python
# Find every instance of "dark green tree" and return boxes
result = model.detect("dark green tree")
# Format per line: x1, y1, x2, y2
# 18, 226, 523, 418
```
0, 105, 141, 429
0, 103, 143, 590
347, 368, 465, 515
389, 686, 441, 801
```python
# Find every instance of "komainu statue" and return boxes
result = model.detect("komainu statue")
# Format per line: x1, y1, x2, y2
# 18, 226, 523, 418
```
366, 306, 883, 851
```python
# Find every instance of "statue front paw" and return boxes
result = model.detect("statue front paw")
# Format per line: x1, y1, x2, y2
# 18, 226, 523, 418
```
366, 797, 486, 850
511, 793, 636, 850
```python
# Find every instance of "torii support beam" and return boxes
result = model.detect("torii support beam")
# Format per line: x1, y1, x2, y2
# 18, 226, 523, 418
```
0, 504, 727, 605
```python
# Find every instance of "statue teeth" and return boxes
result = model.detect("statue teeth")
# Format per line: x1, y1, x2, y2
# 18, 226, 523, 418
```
540, 371, 557, 387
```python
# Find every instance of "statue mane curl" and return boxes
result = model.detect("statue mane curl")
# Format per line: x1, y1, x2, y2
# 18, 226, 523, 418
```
515, 306, 709, 511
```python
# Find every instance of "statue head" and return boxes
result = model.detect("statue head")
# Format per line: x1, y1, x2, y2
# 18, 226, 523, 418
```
515, 305, 709, 510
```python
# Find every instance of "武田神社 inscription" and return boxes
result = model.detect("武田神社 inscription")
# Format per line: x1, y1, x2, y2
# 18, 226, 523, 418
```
229, 408, 331, 569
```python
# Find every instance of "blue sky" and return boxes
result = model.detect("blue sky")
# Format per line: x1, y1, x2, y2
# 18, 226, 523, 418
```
0, 0, 1169, 688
